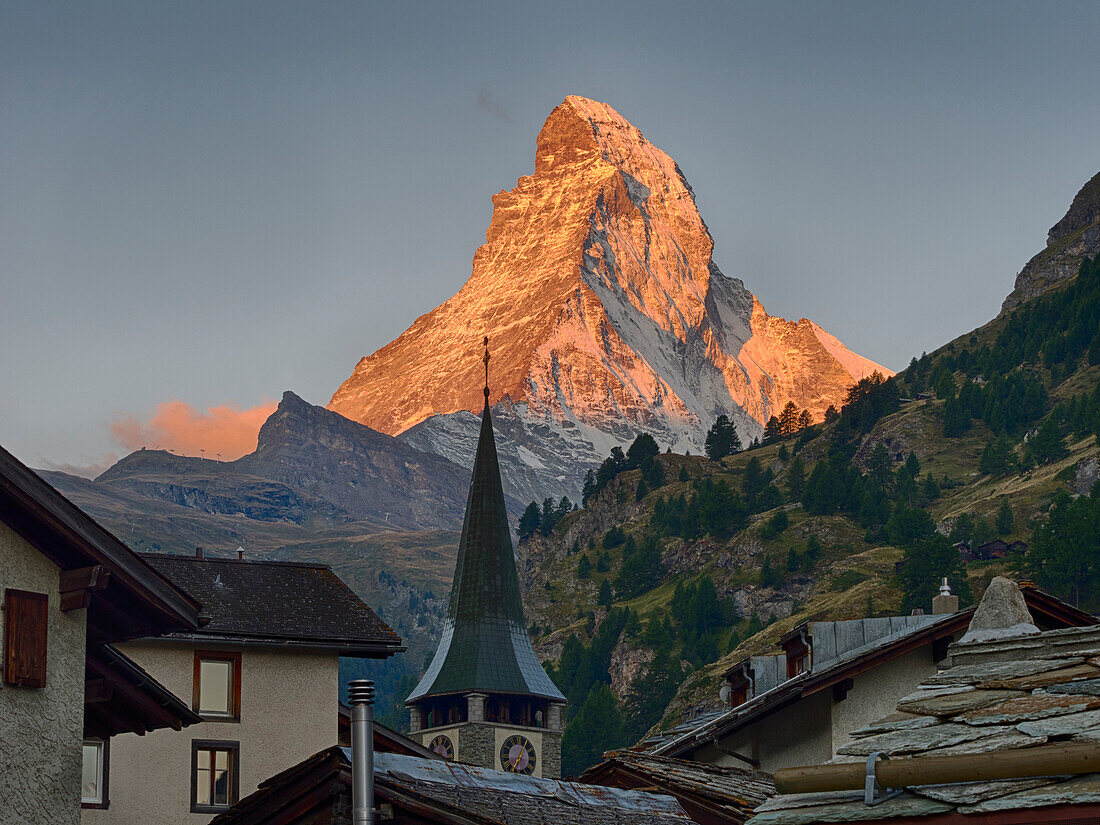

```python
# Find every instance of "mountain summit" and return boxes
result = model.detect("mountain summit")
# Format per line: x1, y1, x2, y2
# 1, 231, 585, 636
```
330, 97, 889, 495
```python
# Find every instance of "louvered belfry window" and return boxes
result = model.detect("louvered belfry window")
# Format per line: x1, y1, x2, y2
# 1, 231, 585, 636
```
4, 589, 48, 688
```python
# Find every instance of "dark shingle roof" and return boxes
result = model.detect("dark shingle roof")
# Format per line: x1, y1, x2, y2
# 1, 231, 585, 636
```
407, 401, 564, 703
141, 553, 402, 656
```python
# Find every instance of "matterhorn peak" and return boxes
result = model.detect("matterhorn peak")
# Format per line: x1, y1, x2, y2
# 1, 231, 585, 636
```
330, 97, 890, 499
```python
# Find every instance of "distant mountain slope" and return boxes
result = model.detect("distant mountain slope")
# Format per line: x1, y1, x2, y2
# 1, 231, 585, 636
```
331, 96, 891, 500
88, 391, 483, 532
1002, 170, 1100, 312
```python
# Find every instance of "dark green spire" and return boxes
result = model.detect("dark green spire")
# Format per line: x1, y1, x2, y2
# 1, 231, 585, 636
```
407, 342, 564, 704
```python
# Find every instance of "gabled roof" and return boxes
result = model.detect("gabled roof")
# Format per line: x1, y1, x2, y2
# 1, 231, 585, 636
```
407, 401, 564, 703
0, 445, 201, 642
212, 748, 693, 825
140, 553, 402, 657
580, 750, 775, 825
749, 623, 1100, 824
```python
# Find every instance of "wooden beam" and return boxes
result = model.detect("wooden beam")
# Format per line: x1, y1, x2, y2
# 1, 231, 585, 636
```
85, 677, 114, 704
60, 565, 110, 611
832, 677, 855, 702
774, 741, 1100, 795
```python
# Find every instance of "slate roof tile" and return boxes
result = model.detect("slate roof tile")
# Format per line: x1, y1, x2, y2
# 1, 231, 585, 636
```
748, 623, 1100, 824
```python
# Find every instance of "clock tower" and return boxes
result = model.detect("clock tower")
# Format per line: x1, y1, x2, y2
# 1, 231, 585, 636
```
405, 339, 566, 777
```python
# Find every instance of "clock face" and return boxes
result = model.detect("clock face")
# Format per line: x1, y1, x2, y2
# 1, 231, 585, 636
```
500, 734, 536, 775
428, 734, 454, 760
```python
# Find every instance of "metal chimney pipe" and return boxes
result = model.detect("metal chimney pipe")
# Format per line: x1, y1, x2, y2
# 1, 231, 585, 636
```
347, 679, 375, 825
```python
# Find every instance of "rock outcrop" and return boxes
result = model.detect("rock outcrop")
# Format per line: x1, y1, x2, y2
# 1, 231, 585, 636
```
1002, 171, 1100, 313
330, 97, 890, 498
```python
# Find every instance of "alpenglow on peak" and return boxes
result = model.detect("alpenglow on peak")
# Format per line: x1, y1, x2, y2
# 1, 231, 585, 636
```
330, 96, 890, 481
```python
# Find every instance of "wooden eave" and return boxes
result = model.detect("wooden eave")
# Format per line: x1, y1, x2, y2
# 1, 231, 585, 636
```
0, 446, 201, 641
83, 644, 201, 739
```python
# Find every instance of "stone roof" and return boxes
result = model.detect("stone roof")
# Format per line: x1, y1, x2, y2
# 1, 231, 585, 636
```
580, 750, 774, 824
407, 401, 564, 703
141, 553, 402, 656
213, 747, 693, 825
749, 588, 1100, 824
371, 750, 692, 824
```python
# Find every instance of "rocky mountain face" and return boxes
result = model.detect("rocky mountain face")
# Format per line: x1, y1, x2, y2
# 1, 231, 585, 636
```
331, 96, 890, 501
1002, 170, 1100, 313
59, 391, 487, 534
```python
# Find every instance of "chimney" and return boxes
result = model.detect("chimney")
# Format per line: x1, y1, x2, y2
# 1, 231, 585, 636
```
347, 679, 375, 825
932, 577, 959, 615
195, 546, 204, 560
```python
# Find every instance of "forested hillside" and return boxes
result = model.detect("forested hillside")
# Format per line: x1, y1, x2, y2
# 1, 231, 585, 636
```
517, 255, 1100, 777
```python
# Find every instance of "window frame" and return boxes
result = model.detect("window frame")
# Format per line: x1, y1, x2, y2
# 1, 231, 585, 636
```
190, 739, 240, 813
80, 738, 110, 809
192, 650, 242, 721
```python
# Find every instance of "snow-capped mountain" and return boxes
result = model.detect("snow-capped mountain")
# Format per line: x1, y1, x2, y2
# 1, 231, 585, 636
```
330, 96, 890, 501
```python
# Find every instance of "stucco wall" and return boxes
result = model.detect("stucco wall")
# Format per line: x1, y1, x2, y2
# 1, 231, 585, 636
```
830, 645, 937, 754
706, 689, 834, 773
82, 642, 338, 825
0, 521, 86, 825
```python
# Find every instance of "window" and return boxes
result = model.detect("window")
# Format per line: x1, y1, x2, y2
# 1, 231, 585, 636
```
190, 740, 239, 812
4, 589, 48, 688
81, 740, 109, 808
193, 651, 241, 719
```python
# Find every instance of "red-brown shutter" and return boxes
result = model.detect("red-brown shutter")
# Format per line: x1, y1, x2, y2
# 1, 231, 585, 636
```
4, 589, 48, 688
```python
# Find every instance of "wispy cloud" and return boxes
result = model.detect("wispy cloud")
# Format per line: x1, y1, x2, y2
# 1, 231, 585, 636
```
477, 86, 511, 122
110, 399, 278, 461
42, 455, 120, 480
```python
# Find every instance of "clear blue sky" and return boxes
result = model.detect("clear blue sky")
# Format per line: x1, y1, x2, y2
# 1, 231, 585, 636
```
3, 0, 1099, 473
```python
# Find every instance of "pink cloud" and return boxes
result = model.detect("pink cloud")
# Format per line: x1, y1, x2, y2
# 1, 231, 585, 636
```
110, 400, 278, 461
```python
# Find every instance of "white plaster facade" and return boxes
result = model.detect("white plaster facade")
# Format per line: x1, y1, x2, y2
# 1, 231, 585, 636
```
0, 521, 87, 825
697, 646, 938, 773
81, 642, 338, 825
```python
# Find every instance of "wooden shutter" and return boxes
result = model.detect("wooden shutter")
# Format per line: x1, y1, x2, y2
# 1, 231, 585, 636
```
4, 589, 48, 688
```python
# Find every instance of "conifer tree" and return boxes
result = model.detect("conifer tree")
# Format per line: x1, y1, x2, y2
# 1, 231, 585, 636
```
779, 401, 801, 438
996, 500, 1014, 536
598, 579, 613, 608
518, 501, 541, 537
704, 415, 741, 459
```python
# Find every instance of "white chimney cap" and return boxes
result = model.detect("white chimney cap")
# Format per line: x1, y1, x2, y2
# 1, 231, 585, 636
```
940, 577, 952, 597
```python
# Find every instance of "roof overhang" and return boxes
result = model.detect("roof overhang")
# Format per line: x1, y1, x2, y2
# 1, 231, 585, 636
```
0, 446, 201, 642
144, 632, 405, 657
84, 644, 201, 739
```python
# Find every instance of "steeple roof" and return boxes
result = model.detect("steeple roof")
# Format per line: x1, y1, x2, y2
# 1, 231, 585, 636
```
406, 397, 564, 704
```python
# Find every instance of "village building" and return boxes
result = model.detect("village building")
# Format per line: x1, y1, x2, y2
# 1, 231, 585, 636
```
208, 747, 694, 825
579, 749, 775, 825
404, 345, 567, 778
0, 445, 203, 824
749, 577, 1100, 825
651, 583, 1094, 774
83, 551, 403, 824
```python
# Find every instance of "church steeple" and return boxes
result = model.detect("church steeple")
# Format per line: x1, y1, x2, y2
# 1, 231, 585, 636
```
406, 338, 565, 777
